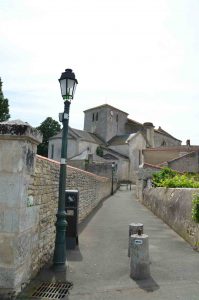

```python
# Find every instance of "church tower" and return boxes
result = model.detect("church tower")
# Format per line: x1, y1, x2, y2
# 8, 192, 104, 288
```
84, 104, 128, 142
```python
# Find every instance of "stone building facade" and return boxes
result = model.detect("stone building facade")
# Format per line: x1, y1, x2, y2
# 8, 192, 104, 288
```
49, 104, 182, 182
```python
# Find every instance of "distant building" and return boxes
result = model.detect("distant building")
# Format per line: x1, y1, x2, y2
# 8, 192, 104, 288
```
48, 104, 181, 182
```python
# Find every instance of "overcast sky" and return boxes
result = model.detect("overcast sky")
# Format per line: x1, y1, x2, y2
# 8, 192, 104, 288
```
0, 0, 199, 144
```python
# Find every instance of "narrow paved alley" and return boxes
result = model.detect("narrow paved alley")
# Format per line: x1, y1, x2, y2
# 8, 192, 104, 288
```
67, 187, 199, 300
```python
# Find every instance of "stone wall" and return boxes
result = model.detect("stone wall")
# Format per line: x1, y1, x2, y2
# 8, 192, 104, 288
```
0, 120, 42, 297
142, 187, 199, 249
28, 155, 112, 281
135, 166, 161, 200
0, 121, 112, 297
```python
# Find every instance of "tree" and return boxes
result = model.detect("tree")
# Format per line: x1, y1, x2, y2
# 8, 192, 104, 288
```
36, 117, 61, 157
0, 77, 10, 121
96, 146, 104, 157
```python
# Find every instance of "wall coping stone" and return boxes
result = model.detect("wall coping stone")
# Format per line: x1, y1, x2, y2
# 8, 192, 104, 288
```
0, 120, 42, 145
36, 155, 110, 182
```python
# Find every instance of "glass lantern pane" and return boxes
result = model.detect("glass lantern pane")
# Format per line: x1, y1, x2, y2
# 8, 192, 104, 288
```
67, 79, 74, 89
67, 79, 75, 98
60, 79, 66, 96
73, 82, 77, 97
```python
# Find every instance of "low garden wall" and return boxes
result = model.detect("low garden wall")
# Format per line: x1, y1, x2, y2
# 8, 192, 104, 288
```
143, 187, 199, 249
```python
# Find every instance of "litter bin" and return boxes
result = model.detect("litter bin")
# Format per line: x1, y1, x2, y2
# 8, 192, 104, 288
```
65, 189, 79, 249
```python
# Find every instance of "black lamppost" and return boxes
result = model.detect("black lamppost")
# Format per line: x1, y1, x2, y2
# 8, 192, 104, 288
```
111, 162, 115, 195
53, 69, 78, 269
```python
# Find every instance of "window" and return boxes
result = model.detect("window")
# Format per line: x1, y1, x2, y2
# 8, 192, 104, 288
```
92, 113, 95, 122
51, 144, 54, 159
96, 112, 98, 121
161, 140, 166, 146
116, 114, 119, 122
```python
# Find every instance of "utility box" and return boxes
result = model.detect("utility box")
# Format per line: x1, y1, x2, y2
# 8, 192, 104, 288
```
65, 189, 79, 249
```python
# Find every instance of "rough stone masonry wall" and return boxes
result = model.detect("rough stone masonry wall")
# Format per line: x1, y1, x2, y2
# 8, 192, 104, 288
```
28, 155, 112, 277
142, 187, 199, 249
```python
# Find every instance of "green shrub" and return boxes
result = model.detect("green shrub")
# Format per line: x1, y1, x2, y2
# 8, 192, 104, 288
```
152, 167, 177, 187
192, 194, 199, 223
152, 168, 199, 188
160, 175, 199, 188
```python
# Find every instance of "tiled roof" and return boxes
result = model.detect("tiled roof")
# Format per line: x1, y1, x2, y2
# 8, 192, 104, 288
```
49, 127, 105, 145
155, 127, 181, 142
71, 128, 105, 144
126, 118, 143, 126
70, 149, 108, 162
167, 151, 198, 163
143, 146, 199, 152
108, 134, 131, 145
49, 131, 62, 139
101, 146, 129, 160
84, 104, 128, 115
143, 163, 163, 170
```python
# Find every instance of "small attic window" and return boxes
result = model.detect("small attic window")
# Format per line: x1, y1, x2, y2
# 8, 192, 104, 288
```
96, 112, 98, 121
92, 113, 95, 122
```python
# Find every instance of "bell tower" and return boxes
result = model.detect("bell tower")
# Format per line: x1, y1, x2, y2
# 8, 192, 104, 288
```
84, 104, 128, 142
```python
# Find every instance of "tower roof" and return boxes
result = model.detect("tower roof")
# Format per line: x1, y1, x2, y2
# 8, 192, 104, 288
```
84, 104, 128, 115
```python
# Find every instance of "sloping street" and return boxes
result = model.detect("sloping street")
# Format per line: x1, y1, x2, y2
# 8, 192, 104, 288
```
67, 187, 199, 300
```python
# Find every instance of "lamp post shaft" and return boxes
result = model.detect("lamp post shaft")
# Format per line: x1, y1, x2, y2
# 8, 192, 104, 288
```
53, 100, 70, 267
111, 166, 114, 195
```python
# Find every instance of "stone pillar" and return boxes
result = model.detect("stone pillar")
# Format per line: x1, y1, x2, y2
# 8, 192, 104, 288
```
130, 234, 150, 280
0, 120, 42, 296
128, 223, 143, 257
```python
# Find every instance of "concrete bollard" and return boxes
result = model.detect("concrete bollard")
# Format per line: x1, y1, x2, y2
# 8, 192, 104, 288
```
130, 234, 150, 280
128, 223, 143, 257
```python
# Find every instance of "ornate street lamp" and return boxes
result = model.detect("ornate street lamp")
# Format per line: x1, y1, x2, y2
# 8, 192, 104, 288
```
53, 69, 78, 269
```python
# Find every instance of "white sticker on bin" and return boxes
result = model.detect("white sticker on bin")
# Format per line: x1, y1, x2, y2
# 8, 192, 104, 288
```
135, 239, 143, 245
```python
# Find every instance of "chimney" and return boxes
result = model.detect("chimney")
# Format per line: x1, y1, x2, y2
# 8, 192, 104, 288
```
143, 122, 155, 147
186, 139, 191, 147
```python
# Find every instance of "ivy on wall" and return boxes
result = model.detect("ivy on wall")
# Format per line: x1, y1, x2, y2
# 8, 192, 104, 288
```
192, 194, 199, 223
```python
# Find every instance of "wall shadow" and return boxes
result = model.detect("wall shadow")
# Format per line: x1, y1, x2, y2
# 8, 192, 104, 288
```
78, 196, 109, 234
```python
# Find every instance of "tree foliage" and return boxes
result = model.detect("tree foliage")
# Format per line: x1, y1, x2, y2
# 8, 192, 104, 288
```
192, 194, 199, 223
96, 146, 104, 157
36, 117, 61, 157
0, 77, 10, 122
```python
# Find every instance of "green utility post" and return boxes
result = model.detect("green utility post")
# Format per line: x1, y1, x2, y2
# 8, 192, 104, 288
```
53, 69, 78, 269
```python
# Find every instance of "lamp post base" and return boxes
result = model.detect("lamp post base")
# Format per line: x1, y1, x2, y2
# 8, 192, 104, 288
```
52, 261, 69, 273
